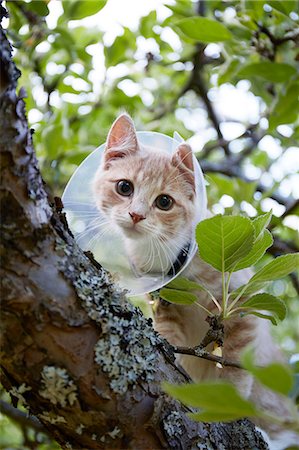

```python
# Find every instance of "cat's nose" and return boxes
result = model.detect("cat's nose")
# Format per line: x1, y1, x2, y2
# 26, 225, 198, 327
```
129, 212, 146, 224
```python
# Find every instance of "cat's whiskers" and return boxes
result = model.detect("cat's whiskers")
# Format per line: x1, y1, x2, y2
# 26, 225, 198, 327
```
63, 201, 95, 207
70, 211, 104, 217
139, 237, 156, 273
157, 238, 176, 277
75, 218, 111, 239
152, 237, 169, 280
75, 215, 110, 238
166, 228, 192, 241
158, 236, 181, 261
85, 224, 111, 248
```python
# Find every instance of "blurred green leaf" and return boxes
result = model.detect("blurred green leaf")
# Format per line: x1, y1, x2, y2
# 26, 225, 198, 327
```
268, 0, 297, 15
63, 0, 107, 20
175, 17, 232, 43
42, 124, 67, 159
218, 59, 240, 86
237, 62, 296, 83
196, 215, 255, 272
104, 28, 136, 66
269, 80, 299, 129
241, 347, 294, 395
140, 11, 157, 38
165, 1, 193, 18
163, 381, 259, 421
26, 1, 49, 17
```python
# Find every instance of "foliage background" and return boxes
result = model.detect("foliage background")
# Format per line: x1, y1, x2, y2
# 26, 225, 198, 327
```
1, 0, 298, 448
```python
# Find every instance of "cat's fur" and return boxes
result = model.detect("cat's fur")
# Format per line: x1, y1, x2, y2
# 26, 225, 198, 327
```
93, 114, 298, 450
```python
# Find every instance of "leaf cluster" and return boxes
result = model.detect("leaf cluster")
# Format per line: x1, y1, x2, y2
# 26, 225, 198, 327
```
161, 212, 298, 325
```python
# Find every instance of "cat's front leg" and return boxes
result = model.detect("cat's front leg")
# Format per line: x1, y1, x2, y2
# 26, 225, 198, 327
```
218, 314, 258, 398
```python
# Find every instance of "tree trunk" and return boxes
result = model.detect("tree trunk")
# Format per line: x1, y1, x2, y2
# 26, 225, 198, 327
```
0, 13, 267, 450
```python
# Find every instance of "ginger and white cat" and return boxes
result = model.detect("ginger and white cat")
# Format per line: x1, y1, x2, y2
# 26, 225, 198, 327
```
93, 114, 298, 450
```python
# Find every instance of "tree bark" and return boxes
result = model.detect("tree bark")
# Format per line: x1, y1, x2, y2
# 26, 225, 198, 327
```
0, 13, 268, 450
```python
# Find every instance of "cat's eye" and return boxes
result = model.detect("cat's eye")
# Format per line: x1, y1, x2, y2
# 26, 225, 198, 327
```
155, 194, 173, 211
116, 180, 134, 196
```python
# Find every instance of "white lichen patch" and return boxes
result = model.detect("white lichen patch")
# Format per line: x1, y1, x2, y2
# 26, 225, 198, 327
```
38, 412, 67, 424
75, 423, 85, 435
107, 426, 122, 439
9, 383, 31, 408
59, 242, 161, 394
94, 314, 158, 393
163, 411, 183, 437
98, 426, 122, 443
39, 366, 77, 407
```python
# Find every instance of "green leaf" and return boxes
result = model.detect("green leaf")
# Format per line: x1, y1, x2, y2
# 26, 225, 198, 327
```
140, 11, 157, 38
26, 1, 49, 17
63, 0, 107, 20
163, 381, 258, 422
232, 253, 299, 298
252, 211, 272, 239
233, 230, 273, 271
218, 59, 240, 86
196, 215, 255, 272
250, 253, 299, 284
232, 212, 273, 270
237, 62, 296, 83
251, 364, 294, 395
240, 293, 287, 323
242, 311, 278, 325
166, 277, 206, 292
268, 0, 297, 15
42, 124, 67, 159
159, 288, 198, 305
269, 80, 299, 129
165, 2, 193, 18
241, 348, 294, 395
104, 28, 137, 67
175, 17, 232, 43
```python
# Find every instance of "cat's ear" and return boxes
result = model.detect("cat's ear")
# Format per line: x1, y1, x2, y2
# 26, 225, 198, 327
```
172, 143, 195, 190
104, 114, 139, 166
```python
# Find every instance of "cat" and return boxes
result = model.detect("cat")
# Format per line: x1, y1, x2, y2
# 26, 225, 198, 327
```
93, 114, 196, 279
93, 114, 298, 450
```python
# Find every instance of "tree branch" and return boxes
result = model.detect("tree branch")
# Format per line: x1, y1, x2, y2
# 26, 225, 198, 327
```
192, 72, 230, 156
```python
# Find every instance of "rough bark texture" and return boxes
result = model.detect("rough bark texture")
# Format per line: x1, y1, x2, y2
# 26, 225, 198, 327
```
0, 15, 268, 450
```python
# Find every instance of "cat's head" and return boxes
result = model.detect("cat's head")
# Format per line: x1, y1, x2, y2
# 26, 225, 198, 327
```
93, 114, 197, 254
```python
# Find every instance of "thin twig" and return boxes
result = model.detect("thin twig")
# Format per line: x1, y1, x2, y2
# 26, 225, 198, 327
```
0, 400, 48, 435
199, 159, 296, 210
171, 345, 243, 369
